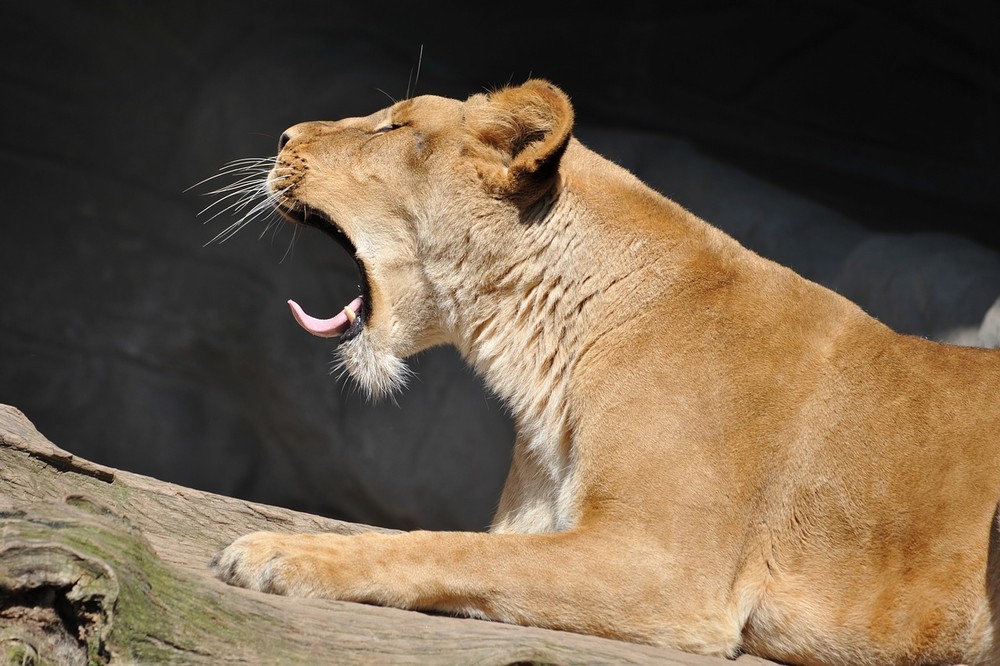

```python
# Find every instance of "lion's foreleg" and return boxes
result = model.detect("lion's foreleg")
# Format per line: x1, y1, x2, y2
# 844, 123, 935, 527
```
210, 527, 738, 653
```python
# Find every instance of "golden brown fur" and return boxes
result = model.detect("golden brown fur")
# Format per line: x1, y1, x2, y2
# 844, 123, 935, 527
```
211, 80, 1000, 665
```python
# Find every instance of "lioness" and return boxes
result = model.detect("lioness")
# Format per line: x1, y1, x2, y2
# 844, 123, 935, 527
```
211, 79, 1000, 665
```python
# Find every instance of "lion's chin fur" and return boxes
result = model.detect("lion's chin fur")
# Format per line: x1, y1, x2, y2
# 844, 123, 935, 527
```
334, 332, 412, 402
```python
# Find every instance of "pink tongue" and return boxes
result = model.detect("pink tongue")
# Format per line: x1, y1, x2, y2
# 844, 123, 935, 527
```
288, 296, 363, 338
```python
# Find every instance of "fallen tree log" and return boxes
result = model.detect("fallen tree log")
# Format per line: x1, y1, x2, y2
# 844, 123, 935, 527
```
0, 404, 775, 665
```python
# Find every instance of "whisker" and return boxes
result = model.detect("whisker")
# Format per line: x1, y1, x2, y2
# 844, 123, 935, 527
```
203, 171, 273, 195
197, 185, 262, 217
184, 157, 276, 192
200, 187, 264, 225
193, 155, 301, 248
406, 43, 424, 99
279, 223, 300, 264
261, 213, 286, 243
230, 186, 270, 215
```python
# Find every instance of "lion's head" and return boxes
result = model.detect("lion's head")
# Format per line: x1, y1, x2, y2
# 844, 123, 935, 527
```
268, 80, 574, 399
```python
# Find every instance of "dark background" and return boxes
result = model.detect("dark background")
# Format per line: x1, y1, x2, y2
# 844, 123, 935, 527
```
1, 1, 997, 531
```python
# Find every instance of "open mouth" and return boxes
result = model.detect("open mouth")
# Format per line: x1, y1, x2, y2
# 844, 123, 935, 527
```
278, 204, 371, 342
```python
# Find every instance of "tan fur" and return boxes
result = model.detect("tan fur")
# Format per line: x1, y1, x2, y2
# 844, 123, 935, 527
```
211, 80, 1000, 665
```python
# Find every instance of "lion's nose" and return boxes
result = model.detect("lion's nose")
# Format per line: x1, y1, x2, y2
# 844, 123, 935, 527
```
278, 132, 292, 151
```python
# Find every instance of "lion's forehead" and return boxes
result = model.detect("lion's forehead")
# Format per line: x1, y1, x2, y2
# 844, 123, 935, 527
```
385, 95, 465, 127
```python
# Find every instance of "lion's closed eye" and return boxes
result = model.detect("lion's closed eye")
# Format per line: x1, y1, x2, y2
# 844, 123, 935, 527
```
374, 122, 408, 134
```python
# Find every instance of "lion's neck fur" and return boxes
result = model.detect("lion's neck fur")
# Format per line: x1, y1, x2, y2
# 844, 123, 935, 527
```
433, 188, 590, 531
426, 145, 682, 532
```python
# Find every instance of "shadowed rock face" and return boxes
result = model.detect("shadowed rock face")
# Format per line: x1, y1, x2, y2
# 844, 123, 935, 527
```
1, 2, 996, 531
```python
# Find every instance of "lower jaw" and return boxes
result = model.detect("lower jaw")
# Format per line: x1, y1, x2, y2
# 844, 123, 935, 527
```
341, 312, 366, 342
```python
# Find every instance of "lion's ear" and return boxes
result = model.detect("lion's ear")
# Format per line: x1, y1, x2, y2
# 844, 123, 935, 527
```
466, 79, 574, 206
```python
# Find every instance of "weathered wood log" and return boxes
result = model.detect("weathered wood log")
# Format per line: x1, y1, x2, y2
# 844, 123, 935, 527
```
0, 404, 775, 665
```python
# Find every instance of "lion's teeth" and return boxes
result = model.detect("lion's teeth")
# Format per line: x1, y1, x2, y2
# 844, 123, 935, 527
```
344, 306, 357, 323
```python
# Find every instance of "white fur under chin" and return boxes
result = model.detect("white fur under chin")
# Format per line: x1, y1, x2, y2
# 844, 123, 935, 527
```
332, 333, 412, 402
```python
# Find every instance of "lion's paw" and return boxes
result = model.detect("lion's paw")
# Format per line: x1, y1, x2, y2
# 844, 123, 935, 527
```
210, 531, 301, 595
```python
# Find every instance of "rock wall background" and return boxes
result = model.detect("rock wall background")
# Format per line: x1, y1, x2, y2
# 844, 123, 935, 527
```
1, 1, 997, 531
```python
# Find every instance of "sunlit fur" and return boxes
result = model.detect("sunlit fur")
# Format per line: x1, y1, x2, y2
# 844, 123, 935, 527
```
209, 80, 1000, 665
330, 331, 413, 402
